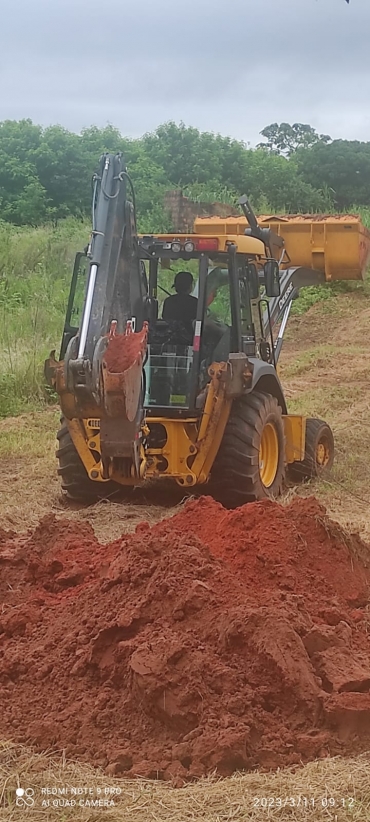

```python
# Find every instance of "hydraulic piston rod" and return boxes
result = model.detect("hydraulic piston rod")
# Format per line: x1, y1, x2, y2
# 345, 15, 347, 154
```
78, 264, 98, 358
274, 301, 293, 362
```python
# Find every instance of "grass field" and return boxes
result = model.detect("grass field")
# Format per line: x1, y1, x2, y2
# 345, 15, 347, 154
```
1, 225, 370, 819
280, 288, 370, 539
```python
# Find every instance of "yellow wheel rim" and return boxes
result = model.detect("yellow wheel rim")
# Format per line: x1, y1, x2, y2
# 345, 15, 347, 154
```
259, 423, 279, 488
316, 438, 331, 467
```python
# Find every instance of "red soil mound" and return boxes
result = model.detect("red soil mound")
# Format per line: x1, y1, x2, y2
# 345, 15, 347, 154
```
1, 496, 370, 783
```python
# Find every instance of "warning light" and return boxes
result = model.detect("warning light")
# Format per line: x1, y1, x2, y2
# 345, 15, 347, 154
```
195, 238, 219, 252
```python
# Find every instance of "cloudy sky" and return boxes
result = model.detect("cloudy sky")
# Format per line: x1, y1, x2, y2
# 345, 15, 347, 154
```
1, 0, 368, 145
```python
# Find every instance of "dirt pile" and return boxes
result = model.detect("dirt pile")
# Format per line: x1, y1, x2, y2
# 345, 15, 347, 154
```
1, 496, 370, 782
103, 331, 146, 373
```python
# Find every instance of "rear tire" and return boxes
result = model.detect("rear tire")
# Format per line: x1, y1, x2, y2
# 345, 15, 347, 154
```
289, 418, 334, 481
210, 391, 285, 508
56, 418, 122, 501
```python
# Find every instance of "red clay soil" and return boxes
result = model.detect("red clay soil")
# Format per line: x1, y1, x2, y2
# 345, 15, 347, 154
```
103, 332, 145, 373
1, 496, 370, 783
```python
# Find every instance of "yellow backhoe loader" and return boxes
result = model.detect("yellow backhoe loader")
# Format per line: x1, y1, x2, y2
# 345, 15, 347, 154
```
46, 153, 370, 506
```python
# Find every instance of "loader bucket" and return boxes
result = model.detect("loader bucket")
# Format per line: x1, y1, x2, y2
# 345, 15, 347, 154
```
101, 322, 148, 420
258, 214, 370, 281
194, 214, 370, 281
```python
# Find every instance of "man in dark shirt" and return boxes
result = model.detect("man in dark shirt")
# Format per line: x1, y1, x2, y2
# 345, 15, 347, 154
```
162, 271, 198, 322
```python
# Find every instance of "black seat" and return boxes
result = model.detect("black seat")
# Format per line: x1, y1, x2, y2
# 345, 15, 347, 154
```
149, 320, 194, 352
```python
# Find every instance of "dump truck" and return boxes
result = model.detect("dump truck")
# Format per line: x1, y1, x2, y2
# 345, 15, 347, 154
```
46, 153, 370, 506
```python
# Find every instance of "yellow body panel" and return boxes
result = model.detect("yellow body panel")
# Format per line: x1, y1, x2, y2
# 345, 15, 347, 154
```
145, 418, 199, 484
145, 376, 232, 486
283, 415, 306, 464
194, 214, 370, 281
153, 232, 266, 256
66, 407, 306, 486
66, 369, 232, 487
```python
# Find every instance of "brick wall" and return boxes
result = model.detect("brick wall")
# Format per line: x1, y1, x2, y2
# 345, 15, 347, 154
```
163, 190, 239, 233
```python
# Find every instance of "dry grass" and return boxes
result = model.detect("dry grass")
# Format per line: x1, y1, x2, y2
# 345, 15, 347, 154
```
0, 407, 184, 541
1, 742, 370, 821
280, 290, 370, 541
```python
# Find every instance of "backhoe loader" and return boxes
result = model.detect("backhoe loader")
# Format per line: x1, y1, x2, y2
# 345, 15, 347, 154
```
46, 153, 370, 506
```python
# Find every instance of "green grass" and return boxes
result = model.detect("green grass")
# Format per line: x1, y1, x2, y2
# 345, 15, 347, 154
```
0, 407, 59, 458
0, 219, 87, 416
290, 278, 367, 316
283, 343, 364, 378
287, 384, 365, 418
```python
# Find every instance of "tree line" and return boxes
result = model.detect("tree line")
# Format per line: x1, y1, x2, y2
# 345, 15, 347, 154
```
0, 119, 369, 229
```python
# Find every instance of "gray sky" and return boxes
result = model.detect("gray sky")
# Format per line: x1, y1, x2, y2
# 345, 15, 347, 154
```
1, 0, 368, 145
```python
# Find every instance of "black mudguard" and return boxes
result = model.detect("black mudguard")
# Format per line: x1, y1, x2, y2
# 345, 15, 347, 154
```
245, 359, 288, 413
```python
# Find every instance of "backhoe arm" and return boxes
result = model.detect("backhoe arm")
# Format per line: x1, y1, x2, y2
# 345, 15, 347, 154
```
56, 153, 148, 480
64, 152, 147, 404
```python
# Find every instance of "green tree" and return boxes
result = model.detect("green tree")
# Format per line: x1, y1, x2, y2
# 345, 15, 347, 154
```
0, 117, 354, 227
124, 144, 172, 232
0, 118, 42, 159
80, 124, 127, 156
141, 121, 332, 213
0, 120, 47, 224
245, 150, 333, 212
296, 140, 370, 208
258, 122, 331, 156
142, 121, 227, 186
34, 126, 90, 220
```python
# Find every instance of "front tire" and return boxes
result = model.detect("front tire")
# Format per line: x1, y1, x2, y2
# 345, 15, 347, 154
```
56, 419, 121, 501
210, 391, 285, 508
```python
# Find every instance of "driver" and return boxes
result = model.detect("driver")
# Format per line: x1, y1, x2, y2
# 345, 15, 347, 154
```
162, 271, 197, 322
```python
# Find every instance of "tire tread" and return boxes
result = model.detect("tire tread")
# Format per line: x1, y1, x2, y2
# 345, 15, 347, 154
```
210, 391, 285, 507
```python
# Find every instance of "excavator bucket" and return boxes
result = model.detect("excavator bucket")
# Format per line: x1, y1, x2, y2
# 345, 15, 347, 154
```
101, 321, 148, 420
194, 214, 370, 281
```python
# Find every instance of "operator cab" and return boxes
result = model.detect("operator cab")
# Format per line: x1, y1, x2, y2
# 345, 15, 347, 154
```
138, 234, 280, 415
58, 231, 281, 417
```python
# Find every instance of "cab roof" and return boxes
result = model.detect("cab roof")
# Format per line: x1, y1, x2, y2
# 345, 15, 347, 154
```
147, 232, 266, 257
